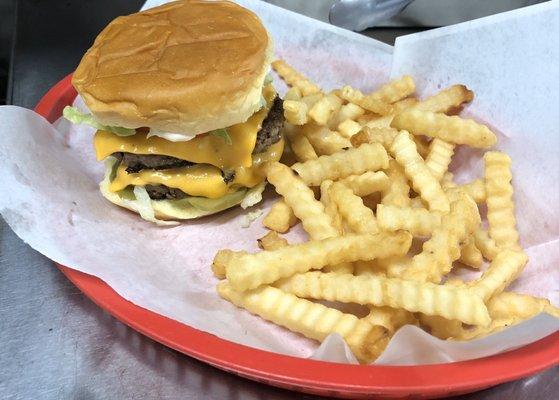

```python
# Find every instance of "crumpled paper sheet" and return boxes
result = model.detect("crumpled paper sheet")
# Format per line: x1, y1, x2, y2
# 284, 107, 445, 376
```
0, 0, 557, 366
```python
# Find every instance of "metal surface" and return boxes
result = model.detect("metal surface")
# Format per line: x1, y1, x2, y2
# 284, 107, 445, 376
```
1, 1, 558, 399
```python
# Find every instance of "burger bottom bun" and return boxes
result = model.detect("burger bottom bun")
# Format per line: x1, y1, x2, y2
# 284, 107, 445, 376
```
99, 158, 266, 222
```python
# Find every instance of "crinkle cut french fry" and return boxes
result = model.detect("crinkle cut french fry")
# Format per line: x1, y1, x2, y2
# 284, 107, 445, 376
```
391, 108, 497, 148
271, 59, 322, 96
319, 180, 343, 234
450, 317, 520, 341
275, 272, 491, 326
390, 131, 450, 212
484, 152, 520, 250
458, 238, 483, 269
415, 84, 474, 114
419, 314, 463, 340
441, 172, 456, 189
471, 249, 528, 301
284, 123, 318, 162
283, 100, 308, 125
445, 179, 486, 204
403, 194, 481, 283
367, 75, 416, 104
364, 306, 417, 332
425, 139, 455, 181
350, 126, 398, 148
309, 96, 338, 125
300, 123, 351, 156
265, 162, 338, 240
413, 135, 431, 159
378, 255, 413, 278
263, 199, 298, 233
486, 291, 557, 320
339, 171, 390, 197
328, 102, 365, 130
474, 228, 500, 260
257, 231, 288, 251
212, 249, 237, 279
284, 87, 302, 101
376, 204, 441, 237
362, 115, 394, 130
338, 119, 362, 138
226, 231, 412, 291
217, 282, 390, 363
292, 143, 389, 186
319, 180, 354, 274
340, 86, 393, 115
381, 159, 411, 207
393, 97, 419, 113
329, 182, 378, 234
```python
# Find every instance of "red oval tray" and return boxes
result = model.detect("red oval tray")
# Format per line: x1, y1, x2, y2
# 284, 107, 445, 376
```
35, 74, 559, 399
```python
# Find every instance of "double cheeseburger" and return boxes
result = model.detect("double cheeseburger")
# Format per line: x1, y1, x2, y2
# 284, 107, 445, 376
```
65, 0, 284, 222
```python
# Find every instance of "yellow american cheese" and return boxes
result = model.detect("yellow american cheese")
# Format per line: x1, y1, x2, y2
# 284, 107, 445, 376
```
109, 139, 284, 198
94, 85, 277, 170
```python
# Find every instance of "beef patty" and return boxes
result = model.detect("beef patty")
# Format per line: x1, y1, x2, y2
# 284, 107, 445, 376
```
252, 96, 284, 154
113, 97, 284, 200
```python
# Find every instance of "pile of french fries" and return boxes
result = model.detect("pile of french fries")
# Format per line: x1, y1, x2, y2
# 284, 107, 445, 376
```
212, 60, 559, 364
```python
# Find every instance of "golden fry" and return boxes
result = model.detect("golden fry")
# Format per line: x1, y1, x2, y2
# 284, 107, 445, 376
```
257, 231, 288, 251
328, 102, 365, 130
381, 159, 411, 207
329, 182, 378, 234
338, 119, 362, 138
212, 249, 236, 279
403, 194, 480, 283
377, 204, 441, 237
292, 143, 389, 186
276, 272, 491, 326
425, 139, 455, 181
284, 122, 318, 162
340, 85, 393, 115
300, 123, 351, 155
458, 238, 483, 269
391, 108, 497, 148
474, 228, 500, 261
272, 59, 321, 96
226, 232, 412, 291
339, 171, 390, 197
445, 179, 486, 204
484, 152, 520, 249
471, 249, 528, 301
390, 131, 450, 212
283, 100, 308, 125
415, 85, 474, 114
265, 162, 338, 240
263, 199, 298, 233
350, 126, 398, 148
218, 282, 390, 363
367, 75, 416, 103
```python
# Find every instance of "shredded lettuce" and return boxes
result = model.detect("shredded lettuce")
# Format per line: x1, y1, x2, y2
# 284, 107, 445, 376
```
210, 128, 232, 145
240, 182, 266, 209
241, 209, 263, 228
63, 106, 136, 136
132, 186, 180, 226
264, 72, 273, 85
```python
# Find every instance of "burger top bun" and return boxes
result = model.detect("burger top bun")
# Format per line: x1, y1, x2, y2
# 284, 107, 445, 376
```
73, 0, 273, 136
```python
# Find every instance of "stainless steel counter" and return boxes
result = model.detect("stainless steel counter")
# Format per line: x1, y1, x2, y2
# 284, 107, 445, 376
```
2, 1, 557, 399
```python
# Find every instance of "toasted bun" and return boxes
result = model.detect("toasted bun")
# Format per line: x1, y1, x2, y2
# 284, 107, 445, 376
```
73, 0, 273, 136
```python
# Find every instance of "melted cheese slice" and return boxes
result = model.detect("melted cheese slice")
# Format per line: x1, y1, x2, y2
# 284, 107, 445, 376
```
109, 139, 284, 198
94, 84, 277, 169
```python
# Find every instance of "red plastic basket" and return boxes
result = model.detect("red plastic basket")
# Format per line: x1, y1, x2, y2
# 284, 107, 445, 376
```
35, 74, 559, 399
